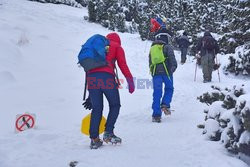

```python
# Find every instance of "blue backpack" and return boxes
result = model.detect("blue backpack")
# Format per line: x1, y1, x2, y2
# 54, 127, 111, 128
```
78, 34, 110, 72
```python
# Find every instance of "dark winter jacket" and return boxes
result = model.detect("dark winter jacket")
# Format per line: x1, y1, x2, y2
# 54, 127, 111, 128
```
149, 40, 177, 76
196, 32, 219, 57
177, 35, 191, 48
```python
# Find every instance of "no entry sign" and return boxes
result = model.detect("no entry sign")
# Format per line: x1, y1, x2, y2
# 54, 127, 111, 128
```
15, 113, 36, 132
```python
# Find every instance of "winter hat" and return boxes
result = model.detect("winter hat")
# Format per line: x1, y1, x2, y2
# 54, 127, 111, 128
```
150, 18, 161, 32
156, 17, 166, 27
150, 17, 167, 32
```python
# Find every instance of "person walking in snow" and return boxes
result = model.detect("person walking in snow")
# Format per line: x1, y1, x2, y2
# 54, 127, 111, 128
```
149, 28, 177, 123
196, 31, 219, 83
177, 31, 191, 64
83, 32, 135, 149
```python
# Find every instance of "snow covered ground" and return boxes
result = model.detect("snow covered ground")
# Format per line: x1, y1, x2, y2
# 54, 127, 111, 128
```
0, 0, 249, 167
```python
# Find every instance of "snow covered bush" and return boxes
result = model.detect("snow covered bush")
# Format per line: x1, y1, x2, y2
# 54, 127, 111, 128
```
224, 43, 250, 76
87, 0, 138, 34
198, 85, 250, 157
28, 0, 83, 7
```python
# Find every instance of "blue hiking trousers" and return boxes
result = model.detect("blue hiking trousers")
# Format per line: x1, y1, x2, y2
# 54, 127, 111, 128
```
87, 72, 121, 139
152, 74, 174, 117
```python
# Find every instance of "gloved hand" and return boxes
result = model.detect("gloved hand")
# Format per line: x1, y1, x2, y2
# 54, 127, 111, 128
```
82, 96, 92, 110
126, 78, 135, 94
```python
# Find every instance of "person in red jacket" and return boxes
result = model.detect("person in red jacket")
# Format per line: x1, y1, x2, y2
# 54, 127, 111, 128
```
85, 32, 135, 149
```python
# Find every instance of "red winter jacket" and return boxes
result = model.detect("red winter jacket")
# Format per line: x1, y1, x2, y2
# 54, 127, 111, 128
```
88, 33, 133, 80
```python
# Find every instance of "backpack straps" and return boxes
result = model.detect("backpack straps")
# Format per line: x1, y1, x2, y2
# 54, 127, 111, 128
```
162, 61, 170, 79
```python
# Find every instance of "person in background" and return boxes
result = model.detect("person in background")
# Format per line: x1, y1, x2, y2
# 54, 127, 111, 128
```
196, 31, 219, 83
177, 31, 191, 64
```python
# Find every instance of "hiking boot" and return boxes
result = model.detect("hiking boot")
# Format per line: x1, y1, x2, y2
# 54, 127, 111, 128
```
103, 131, 122, 144
152, 116, 161, 123
90, 137, 103, 149
161, 104, 171, 115
203, 79, 211, 83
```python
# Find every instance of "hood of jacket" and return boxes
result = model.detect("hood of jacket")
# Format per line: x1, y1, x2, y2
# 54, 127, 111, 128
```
152, 40, 167, 46
106, 33, 121, 45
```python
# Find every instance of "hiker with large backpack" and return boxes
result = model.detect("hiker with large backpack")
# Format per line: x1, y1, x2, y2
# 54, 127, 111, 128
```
177, 31, 191, 64
149, 29, 177, 123
196, 31, 219, 83
78, 33, 135, 149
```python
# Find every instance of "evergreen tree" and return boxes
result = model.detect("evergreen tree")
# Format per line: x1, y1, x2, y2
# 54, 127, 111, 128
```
116, 13, 126, 33
85, 0, 249, 55
28, 0, 81, 7
136, 0, 151, 40
75, 0, 87, 7
88, 1, 97, 22
220, 0, 250, 53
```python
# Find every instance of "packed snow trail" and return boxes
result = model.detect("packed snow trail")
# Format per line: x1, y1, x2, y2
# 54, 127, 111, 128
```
0, 1, 249, 167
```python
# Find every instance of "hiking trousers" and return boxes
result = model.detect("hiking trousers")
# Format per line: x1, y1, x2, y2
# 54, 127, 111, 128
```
152, 74, 174, 117
201, 54, 214, 81
87, 72, 121, 139
180, 47, 188, 63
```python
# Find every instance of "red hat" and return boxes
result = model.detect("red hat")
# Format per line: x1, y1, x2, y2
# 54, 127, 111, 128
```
150, 18, 161, 32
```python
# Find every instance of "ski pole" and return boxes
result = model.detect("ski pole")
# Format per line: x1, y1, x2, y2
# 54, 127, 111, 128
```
194, 53, 199, 82
143, 31, 151, 53
194, 59, 198, 82
215, 54, 221, 82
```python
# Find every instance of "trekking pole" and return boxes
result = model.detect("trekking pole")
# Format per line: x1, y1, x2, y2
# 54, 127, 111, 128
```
215, 53, 221, 82
114, 66, 121, 86
143, 31, 151, 53
194, 57, 198, 82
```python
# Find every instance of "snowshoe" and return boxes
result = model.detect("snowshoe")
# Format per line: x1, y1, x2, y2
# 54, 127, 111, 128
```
161, 104, 171, 115
90, 137, 103, 149
103, 132, 122, 144
152, 116, 161, 123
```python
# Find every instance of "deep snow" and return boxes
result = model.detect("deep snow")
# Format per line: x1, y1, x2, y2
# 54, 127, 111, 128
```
0, 0, 249, 167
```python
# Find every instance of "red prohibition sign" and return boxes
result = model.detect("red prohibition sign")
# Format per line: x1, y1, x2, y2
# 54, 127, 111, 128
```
16, 114, 35, 132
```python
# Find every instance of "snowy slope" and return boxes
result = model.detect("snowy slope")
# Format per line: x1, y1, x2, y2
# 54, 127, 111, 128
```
0, 0, 249, 167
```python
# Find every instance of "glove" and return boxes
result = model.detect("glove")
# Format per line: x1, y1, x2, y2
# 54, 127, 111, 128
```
82, 96, 92, 110
126, 78, 135, 94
